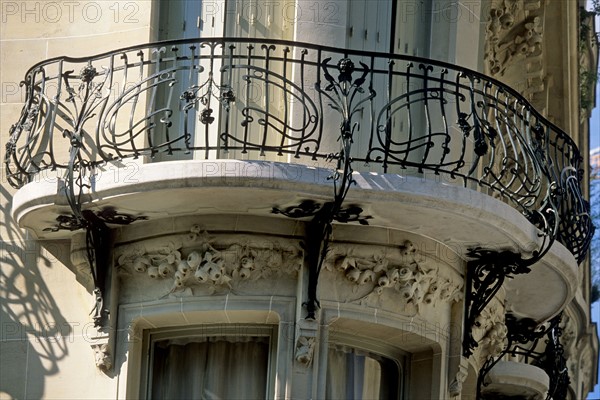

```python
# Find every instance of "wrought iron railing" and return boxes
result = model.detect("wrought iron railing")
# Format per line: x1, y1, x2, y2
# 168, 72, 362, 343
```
4, 38, 593, 261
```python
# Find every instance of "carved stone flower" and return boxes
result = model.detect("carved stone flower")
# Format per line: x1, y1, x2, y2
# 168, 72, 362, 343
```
133, 257, 150, 273
345, 268, 361, 283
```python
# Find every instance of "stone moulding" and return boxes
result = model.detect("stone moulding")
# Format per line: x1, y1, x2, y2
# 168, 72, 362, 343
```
322, 240, 463, 310
116, 225, 303, 295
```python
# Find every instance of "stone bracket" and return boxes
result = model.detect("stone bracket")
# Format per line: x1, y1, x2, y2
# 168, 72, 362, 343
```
294, 319, 319, 367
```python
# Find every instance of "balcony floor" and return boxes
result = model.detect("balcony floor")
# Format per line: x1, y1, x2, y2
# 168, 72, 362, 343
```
12, 160, 578, 322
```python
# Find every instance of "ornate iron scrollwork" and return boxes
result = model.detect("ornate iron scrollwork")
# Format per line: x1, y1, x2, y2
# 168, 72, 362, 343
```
463, 173, 559, 359
4, 39, 592, 261
4, 39, 592, 338
48, 73, 147, 327
272, 57, 373, 319
462, 249, 532, 357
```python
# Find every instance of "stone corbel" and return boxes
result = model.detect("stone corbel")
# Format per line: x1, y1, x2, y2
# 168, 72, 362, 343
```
70, 232, 96, 291
89, 329, 113, 372
295, 319, 319, 367
72, 231, 117, 373
448, 357, 470, 398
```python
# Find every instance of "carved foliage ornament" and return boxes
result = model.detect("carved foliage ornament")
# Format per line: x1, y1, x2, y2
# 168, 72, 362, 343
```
117, 226, 302, 294
92, 343, 112, 371
475, 303, 508, 364
485, 0, 544, 76
323, 241, 463, 309
295, 336, 316, 366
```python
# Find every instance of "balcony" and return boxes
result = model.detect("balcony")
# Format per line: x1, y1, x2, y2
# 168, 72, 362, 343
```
4, 38, 593, 327
5, 37, 592, 257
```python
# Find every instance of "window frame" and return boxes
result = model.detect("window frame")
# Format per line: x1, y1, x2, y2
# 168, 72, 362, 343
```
326, 330, 410, 400
140, 324, 278, 400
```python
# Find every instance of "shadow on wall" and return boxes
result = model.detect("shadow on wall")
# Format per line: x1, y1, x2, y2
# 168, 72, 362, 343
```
0, 185, 71, 399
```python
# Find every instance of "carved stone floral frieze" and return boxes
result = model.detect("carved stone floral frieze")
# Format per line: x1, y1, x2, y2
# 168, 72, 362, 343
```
116, 226, 302, 295
484, 0, 547, 105
323, 241, 463, 309
485, 0, 544, 75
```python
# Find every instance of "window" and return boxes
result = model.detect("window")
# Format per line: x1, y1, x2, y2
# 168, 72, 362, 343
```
326, 345, 401, 400
143, 325, 276, 399
325, 329, 408, 400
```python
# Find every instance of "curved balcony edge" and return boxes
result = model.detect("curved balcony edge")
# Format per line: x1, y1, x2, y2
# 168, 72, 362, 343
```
482, 360, 550, 399
11, 160, 578, 322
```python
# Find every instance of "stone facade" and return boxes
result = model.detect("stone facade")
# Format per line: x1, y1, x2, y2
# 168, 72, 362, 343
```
0, 1, 597, 399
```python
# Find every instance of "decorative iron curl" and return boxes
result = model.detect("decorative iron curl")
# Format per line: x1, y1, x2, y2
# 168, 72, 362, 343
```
463, 181, 560, 358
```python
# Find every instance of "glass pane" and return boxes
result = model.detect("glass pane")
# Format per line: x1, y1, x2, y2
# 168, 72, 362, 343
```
326, 346, 399, 400
151, 336, 269, 400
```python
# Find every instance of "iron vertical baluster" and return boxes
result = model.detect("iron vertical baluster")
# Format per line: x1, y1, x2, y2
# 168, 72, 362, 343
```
435, 68, 450, 172
106, 51, 128, 161
404, 62, 415, 168
315, 48, 325, 159
299, 49, 312, 159
278, 47, 290, 155
366, 55, 376, 161
419, 64, 434, 167
241, 44, 254, 154
94, 53, 115, 162
203, 42, 217, 158
122, 51, 137, 160
381, 60, 394, 173
221, 44, 236, 155
47, 62, 61, 170
148, 47, 162, 158
454, 71, 470, 184
186, 44, 197, 155
260, 44, 275, 156
164, 46, 178, 155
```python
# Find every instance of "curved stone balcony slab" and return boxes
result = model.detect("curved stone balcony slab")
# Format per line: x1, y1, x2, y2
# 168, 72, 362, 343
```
482, 360, 549, 399
3, 38, 592, 262
11, 160, 578, 322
